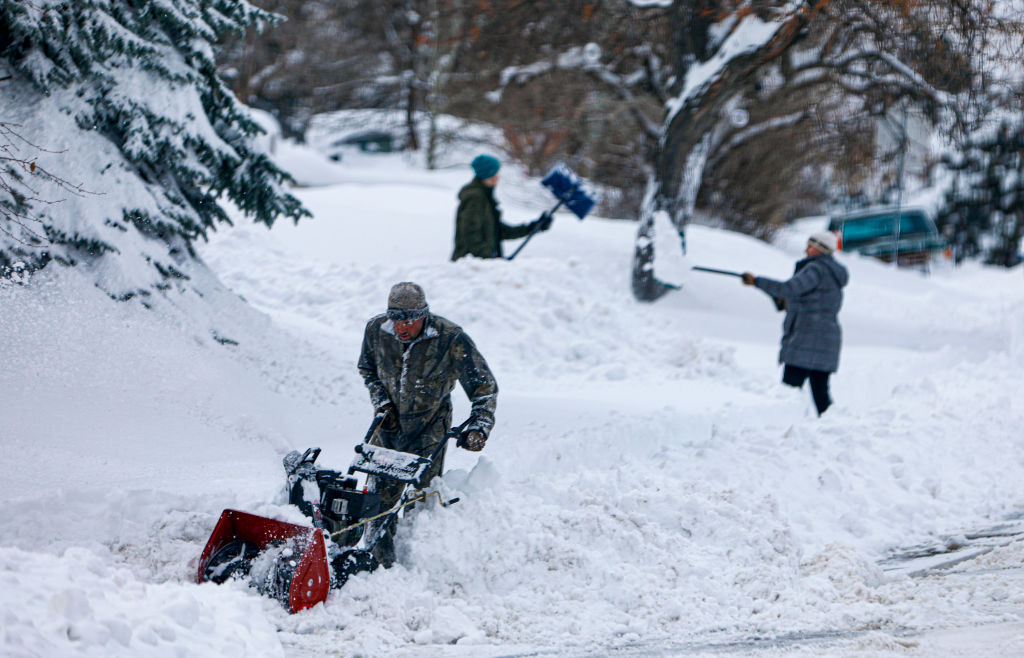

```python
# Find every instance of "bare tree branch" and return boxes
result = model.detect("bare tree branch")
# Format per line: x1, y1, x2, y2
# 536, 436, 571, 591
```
1, 120, 98, 249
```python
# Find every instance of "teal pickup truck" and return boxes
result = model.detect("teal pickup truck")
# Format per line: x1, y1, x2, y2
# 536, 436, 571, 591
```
827, 206, 949, 268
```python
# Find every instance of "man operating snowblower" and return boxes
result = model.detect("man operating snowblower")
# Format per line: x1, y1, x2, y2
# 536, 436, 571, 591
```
357, 281, 498, 566
195, 282, 496, 608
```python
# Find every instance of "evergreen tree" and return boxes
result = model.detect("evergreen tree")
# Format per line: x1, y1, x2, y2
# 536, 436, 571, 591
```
0, 0, 308, 299
939, 120, 1024, 268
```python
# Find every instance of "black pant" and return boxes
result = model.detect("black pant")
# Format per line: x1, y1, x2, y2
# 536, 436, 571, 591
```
782, 364, 832, 416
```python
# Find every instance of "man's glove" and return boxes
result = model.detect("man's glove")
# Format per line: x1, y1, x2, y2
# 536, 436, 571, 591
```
459, 430, 487, 452
773, 296, 786, 311
531, 212, 553, 232
377, 403, 398, 431
741, 272, 756, 286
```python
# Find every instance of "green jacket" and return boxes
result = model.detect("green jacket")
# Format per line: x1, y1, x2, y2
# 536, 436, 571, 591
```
451, 179, 532, 260
358, 313, 498, 452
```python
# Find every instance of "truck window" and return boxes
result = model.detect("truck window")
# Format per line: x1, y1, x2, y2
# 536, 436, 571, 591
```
839, 211, 931, 248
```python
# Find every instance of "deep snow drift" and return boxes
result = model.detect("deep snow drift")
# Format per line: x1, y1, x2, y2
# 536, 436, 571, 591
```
2, 142, 1024, 657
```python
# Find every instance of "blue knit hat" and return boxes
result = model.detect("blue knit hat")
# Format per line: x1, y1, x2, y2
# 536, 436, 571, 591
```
471, 154, 501, 180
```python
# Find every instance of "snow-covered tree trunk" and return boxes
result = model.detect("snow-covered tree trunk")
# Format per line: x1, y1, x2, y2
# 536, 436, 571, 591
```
632, 5, 810, 300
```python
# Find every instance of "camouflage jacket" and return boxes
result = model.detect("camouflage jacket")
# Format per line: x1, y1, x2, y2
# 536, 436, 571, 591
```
358, 314, 498, 444
451, 179, 532, 260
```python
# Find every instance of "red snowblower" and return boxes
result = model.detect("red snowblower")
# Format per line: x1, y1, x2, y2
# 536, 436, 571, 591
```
196, 509, 330, 613
196, 415, 460, 613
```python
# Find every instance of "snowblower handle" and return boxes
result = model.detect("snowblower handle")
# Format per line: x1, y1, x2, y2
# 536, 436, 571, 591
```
363, 412, 388, 445
449, 418, 474, 448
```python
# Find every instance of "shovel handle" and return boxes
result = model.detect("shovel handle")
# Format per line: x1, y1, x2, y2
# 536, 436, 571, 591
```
691, 266, 743, 277
506, 198, 565, 261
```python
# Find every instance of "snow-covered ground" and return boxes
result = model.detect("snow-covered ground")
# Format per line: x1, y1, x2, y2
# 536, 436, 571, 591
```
2, 142, 1024, 657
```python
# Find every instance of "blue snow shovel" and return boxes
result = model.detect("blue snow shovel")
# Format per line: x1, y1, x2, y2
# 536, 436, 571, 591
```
506, 162, 599, 260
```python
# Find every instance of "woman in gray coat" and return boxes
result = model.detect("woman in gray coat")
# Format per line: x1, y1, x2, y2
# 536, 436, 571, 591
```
742, 231, 849, 415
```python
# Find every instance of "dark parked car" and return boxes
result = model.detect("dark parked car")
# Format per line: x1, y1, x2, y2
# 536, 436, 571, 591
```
324, 130, 403, 161
828, 206, 949, 268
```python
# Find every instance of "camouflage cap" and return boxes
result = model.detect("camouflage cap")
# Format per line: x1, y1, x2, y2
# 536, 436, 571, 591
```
387, 282, 429, 321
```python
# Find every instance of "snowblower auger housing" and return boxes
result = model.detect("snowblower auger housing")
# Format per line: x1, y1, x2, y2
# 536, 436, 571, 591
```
196, 509, 330, 614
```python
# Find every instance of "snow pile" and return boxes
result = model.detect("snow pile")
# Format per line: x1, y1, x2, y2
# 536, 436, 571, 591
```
2, 139, 1024, 656
0, 546, 282, 658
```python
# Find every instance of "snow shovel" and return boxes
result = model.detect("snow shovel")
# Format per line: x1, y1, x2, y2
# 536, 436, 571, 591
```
196, 509, 330, 613
692, 266, 785, 311
506, 162, 599, 260
691, 266, 744, 278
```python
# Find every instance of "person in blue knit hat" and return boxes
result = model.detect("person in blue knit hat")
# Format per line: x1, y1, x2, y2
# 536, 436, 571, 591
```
451, 154, 552, 260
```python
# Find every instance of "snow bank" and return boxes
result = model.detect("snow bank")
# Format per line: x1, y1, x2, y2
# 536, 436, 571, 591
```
3, 141, 1024, 656
0, 546, 282, 658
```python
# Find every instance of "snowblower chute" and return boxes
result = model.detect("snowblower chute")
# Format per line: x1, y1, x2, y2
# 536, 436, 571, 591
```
196, 509, 330, 613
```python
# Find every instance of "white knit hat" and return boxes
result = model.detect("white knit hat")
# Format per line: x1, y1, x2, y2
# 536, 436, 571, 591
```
808, 230, 838, 254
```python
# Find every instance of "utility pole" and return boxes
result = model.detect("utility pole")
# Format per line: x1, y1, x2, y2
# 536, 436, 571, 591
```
892, 103, 908, 269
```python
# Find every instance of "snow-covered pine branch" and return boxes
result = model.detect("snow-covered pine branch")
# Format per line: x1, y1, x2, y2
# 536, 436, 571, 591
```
0, 0, 309, 300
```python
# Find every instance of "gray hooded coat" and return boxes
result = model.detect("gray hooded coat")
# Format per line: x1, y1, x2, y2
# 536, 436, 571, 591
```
754, 254, 849, 373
